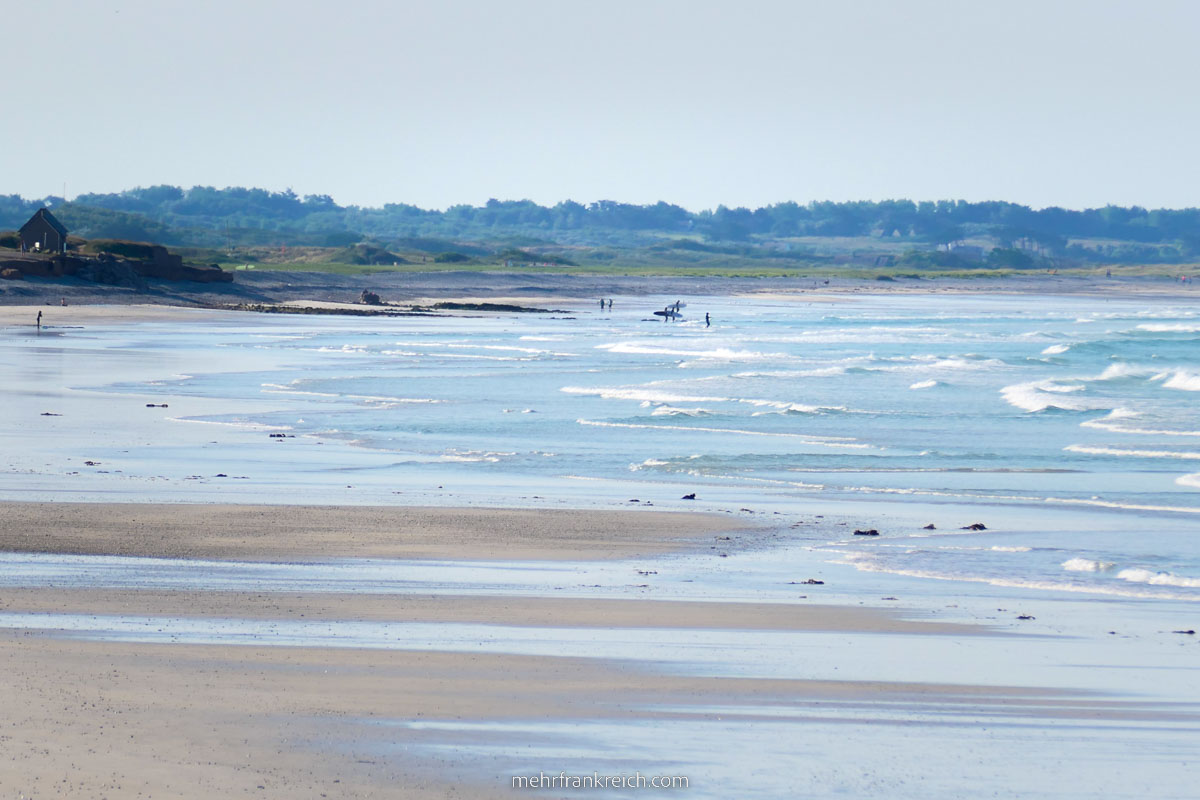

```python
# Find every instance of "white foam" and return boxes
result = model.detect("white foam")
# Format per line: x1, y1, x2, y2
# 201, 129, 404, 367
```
575, 419, 873, 447
261, 384, 439, 404
909, 380, 938, 390
595, 342, 783, 361
1161, 370, 1200, 392
1095, 363, 1154, 381
1062, 557, 1115, 572
167, 417, 292, 432
1136, 323, 1200, 333
1040, 344, 1070, 355
1081, 408, 1200, 437
1065, 444, 1200, 460
1177, 473, 1200, 489
1116, 568, 1200, 589
1000, 380, 1104, 412
650, 406, 712, 417
561, 386, 848, 414
836, 555, 1200, 601
990, 546, 1031, 553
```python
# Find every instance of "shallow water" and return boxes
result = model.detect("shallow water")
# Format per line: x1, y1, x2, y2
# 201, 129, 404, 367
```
5, 292, 1200, 604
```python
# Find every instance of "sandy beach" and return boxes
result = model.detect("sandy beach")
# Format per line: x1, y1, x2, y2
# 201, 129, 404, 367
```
2, 295, 1198, 799
0, 502, 1111, 799
0, 502, 1190, 799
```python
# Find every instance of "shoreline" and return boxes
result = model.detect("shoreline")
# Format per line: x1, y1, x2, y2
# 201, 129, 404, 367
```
1, 271, 1199, 319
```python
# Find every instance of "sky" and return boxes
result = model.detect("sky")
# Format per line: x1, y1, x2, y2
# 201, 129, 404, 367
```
4, 0, 1200, 211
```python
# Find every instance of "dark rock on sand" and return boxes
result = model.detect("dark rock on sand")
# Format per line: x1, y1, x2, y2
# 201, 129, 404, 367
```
962, 523, 988, 531
853, 529, 880, 536
681, 493, 696, 500
922, 524, 936, 530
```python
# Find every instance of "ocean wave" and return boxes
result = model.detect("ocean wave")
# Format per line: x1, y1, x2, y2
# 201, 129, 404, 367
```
650, 406, 712, 417
1161, 370, 1200, 392
1177, 473, 1200, 488
1000, 380, 1107, 413
561, 385, 851, 414
1064, 444, 1200, 460
1135, 323, 1200, 333
1062, 557, 1116, 572
836, 554, 1200, 601
167, 417, 293, 432
1040, 344, 1071, 355
1081, 408, 1200, 437
731, 366, 850, 379
595, 342, 784, 360
991, 546, 1031, 552
261, 383, 440, 404
909, 380, 938, 389
1116, 568, 1200, 588
575, 419, 874, 447
1095, 363, 1156, 381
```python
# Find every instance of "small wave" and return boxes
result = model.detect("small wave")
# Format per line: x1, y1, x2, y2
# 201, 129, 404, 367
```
562, 386, 850, 414
1117, 568, 1200, 589
261, 383, 439, 404
837, 555, 1200, 601
595, 342, 783, 360
650, 406, 712, 417
1095, 363, 1155, 381
576, 419, 874, 447
167, 417, 293, 432
1041, 344, 1071, 355
1000, 380, 1105, 413
1062, 557, 1116, 572
1178, 473, 1200, 489
1136, 323, 1200, 333
991, 546, 1031, 553
1161, 370, 1200, 392
909, 380, 938, 390
1082, 408, 1200, 437
1065, 444, 1200, 460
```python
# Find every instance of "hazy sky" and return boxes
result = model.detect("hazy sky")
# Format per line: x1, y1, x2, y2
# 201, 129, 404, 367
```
4, 0, 1199, 211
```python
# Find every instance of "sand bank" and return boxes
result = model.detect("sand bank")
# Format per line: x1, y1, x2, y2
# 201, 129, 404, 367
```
0, 502, 750, 561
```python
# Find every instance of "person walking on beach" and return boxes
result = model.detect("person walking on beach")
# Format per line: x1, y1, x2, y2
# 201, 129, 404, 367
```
36, 310, 42, 331
705, 312, 710, 327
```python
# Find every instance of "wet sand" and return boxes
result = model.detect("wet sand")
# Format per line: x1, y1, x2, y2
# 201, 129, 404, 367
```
0, 501, 1183, 799
0, 502, 748, 561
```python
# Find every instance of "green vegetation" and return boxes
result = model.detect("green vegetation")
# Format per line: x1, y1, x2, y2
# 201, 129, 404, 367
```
7, 186, 1200, 276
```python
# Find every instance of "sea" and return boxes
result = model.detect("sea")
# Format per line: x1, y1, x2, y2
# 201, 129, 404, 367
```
7, 291, 1200, 605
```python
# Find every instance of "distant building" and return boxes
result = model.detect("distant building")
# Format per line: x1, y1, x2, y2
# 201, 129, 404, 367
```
19, 208, 68, 254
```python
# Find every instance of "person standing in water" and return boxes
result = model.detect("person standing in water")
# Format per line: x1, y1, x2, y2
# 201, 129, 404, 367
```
36, 310, 42, 331
705, 312, 710, 327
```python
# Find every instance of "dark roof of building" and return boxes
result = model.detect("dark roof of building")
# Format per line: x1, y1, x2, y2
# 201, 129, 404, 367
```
20, 208, 69, 237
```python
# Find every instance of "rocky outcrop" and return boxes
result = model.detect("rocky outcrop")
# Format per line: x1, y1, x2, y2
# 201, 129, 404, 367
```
0, 249, 231, 284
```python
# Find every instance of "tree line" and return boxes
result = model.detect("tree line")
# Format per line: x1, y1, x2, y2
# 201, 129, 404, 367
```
3, 187, 1200, 260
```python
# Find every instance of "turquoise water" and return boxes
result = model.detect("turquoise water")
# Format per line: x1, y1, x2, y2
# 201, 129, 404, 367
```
10, 292, 1200, 603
